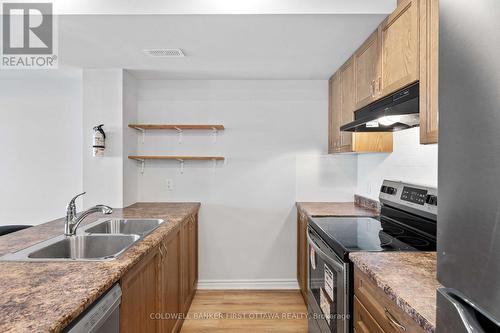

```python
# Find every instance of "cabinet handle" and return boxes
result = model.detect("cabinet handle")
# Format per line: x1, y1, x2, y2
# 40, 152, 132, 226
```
384, 308, 406, 332
371, 80, 376, 97
378, 76, 382, 95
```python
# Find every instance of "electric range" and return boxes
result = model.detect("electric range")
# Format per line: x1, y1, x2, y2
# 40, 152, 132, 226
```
306, 180, 437, 333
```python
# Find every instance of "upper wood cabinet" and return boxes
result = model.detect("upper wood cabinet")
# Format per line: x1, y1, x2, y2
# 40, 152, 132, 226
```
379, 0, 420, 98
419, 0, 439, 144
340, 57, 356, 151
328, 60, 393, 154
354, 29, 381, 109
328, 0, 438, 149
328, 73, 342, 153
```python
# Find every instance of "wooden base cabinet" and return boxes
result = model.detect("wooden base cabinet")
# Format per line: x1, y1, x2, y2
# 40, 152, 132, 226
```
120, 214, 198, 333
181, 214, 198, 313
296, 208, 308, 304
120, 249, 160, 333
354, 268, 425, 333
159, 229, 182, 333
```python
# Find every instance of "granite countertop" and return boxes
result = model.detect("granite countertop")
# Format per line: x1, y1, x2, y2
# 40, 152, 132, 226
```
0, 202, 200, 333
349, 252, 440, 333
296, 200, 379, 217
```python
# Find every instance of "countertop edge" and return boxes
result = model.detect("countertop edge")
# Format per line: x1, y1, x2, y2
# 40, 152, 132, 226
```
349, 254, 436, 333
296, 200, 379, 217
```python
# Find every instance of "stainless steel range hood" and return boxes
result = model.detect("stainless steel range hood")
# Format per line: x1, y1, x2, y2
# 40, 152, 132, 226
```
340, 82, 420, 132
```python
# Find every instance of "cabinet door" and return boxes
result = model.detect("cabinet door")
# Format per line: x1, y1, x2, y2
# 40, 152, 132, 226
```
380, 0, 419, 97
120, 250, 159, 333
354, 29, 381, 109
159, 229, 181, 333
296, 210, 308, 303
180, 220, 190, 312
354, 297, 385, 333
328, 73, 342, 153
188, 215, 198, 298
419, 0, 438, 144
340, 57, 355, 151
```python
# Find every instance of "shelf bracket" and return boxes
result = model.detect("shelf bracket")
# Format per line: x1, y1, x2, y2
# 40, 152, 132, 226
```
174, 127, 183, 144
212, 128, 218, 143
132, 127, 146, 144
212, 158, 217, 171
176, 158, 185, 174
132, 158, 145, 174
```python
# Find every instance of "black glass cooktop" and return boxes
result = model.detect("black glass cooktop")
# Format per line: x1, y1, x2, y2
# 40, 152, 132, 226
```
309, 215, 436, 259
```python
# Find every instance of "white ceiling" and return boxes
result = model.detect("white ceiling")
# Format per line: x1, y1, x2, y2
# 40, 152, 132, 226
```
59, 14, 388, 79
53, 0, 395, 15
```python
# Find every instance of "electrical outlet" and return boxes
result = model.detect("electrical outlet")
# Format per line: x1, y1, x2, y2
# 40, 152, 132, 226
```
166, 179, 174, 191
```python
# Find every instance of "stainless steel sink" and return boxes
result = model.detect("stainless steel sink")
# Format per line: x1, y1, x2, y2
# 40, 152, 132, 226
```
0, 234, 140, 261
83, 219, 164, 237
0, 218, 166, 262
28, 234, 139, 260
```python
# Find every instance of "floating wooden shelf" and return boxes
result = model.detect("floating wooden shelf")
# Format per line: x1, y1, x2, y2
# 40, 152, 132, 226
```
129, 155, 225, 174
129, 124, 224, 143
128, 155, 225, 161
129, 124, 224, 130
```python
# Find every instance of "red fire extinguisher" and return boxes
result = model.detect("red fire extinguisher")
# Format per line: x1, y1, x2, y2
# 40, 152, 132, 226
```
93, 124, 106, 157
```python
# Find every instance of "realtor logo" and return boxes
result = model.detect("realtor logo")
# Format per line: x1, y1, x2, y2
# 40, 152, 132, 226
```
1, 2, 58, 68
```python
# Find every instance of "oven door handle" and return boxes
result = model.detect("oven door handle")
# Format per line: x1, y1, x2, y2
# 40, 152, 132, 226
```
307, 232, 344, 271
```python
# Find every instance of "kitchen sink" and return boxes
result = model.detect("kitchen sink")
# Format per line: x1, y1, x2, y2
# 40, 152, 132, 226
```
83, 219, 164, 237
27, 234, 139, 260
0, 234, 140, 261
0, 218, 166, 262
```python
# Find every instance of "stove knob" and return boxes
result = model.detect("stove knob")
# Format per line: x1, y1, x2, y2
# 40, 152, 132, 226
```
426, 195, 437, 206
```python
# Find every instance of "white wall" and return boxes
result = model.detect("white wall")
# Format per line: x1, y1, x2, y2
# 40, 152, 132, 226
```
122, 71, 139, 206
135, 80, 357, 288
82, 69, 124, 209
0, 69, 83, 225
296, 154, 357, 202
356, 127, 438, 200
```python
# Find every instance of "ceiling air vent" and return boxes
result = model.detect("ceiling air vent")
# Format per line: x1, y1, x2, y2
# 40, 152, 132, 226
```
144, 49, 185, 58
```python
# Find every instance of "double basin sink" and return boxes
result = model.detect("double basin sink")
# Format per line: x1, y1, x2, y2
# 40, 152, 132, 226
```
1, 219, 165, 261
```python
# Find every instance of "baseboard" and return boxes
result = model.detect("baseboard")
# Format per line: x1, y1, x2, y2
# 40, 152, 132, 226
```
197, 279, 299, 290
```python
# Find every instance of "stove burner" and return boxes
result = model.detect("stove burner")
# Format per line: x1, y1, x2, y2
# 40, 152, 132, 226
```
396, 236, 430, 248
381, 225, 405, 236
378, 233, 394, 247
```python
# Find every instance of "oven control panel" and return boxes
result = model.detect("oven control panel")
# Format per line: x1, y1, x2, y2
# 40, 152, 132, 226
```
401, 186, 428, 205
379, 180, 437, 220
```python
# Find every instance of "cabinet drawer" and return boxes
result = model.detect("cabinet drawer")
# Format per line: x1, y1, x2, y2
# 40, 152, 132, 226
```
354, 296, 384, 333
354, 267, 425, 333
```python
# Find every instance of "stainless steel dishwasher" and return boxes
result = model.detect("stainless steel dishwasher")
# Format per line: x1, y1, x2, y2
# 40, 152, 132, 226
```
64, 284, 121, 333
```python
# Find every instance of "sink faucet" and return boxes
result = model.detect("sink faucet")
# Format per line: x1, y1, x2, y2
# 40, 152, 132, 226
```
65, 192, 113, 236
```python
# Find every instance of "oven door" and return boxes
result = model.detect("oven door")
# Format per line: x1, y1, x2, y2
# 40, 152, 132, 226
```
307, 227, 348, 333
